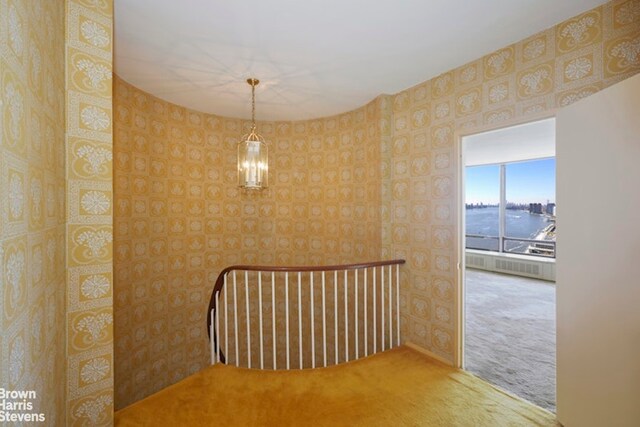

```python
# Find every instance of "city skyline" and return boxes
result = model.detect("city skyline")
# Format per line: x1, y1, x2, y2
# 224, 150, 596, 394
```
465, 158, 556, 205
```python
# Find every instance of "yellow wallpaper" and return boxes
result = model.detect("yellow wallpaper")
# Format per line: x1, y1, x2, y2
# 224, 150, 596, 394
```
1, 0, 67, 425
113, 77, 384, 408
112, 0, 639, 408
385, 0, 640, 361
65, 0, 114, 425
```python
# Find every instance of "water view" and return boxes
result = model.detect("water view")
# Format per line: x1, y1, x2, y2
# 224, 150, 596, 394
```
465, 158, 556, 256
466, 207, 555, 253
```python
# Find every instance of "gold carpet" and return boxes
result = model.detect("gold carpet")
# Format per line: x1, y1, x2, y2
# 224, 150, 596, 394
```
115, 345, 559, 426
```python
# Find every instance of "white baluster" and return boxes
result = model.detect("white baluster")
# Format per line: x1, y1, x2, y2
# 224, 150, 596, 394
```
373, 267, 377, 354
210, 308, 215, 365
310, 272, 316, 369
355, 269, 358, 360
233, 271, 239, 366
224, 274, 228, 364
245, 271, 251, 368
364, 268, 368, 357
322, 271, 327, 367
389, 265, 393, 348
298, 271, 303, 369
258, 271, 264, 369
396, 264, 400, 347
381, 265, 385, 351
344, 270, 349, 362
215, 291, 220, 363
272, 271, 276, 370
285, 272, 290, 370
334, 270, 338, 364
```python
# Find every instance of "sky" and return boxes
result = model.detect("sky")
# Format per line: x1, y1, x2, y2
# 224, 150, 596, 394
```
465, 158, 555, 204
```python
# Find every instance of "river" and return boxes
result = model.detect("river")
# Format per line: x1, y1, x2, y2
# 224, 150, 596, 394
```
466, 206, 553, 252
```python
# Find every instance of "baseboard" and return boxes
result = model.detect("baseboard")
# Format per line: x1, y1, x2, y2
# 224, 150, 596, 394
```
404, 342, 454, 366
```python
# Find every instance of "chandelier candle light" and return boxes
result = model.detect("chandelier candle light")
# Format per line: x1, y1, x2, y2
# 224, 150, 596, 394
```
238, 78, 268, 190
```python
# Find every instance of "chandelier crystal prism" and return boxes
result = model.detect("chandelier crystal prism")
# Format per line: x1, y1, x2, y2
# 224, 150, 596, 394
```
238, 78, 268, 190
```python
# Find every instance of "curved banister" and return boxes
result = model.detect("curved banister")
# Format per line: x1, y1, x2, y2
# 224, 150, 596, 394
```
217, 259, 406, 276
207, 260, 405, 335
206, 259, 406, 366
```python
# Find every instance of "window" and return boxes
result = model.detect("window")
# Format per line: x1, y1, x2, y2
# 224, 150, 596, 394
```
465, 165, 500, 252
465, 158, 556, 258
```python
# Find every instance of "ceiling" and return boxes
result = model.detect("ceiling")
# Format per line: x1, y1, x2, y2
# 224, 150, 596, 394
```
114, 0, 602, 121
463, 118, 555, 166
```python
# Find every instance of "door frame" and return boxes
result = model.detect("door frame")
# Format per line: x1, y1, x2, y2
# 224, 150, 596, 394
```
453, 111, 556, 369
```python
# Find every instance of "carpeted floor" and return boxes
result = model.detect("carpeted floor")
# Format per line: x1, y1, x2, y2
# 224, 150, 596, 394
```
465, 268, 556, 412
116, 345, 558, 426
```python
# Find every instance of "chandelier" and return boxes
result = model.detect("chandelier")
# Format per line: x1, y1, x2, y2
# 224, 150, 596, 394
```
238, 78, 268, 190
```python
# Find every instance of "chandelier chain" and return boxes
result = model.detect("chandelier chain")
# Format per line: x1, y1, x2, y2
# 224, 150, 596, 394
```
251, 80, 256, 129
244, 78, 263, 141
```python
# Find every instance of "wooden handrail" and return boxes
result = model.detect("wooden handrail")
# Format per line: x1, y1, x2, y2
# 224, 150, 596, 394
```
206, 259, 406, 363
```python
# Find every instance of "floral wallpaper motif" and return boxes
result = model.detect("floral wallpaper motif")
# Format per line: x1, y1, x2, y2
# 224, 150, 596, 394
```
1, 0, 66, 424
65, 0, 114, 425
111, 0, 639, 410
113, 78, 384, 408
384, 0, 640, 361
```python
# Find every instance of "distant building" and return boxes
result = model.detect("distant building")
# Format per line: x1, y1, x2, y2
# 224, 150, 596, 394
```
546, 203, 556, 216
529, 203, 543, 214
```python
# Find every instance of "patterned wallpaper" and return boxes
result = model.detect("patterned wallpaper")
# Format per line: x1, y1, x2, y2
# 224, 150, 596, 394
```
1, 0, 67, 425
384, 0, 640, 361
65, 0, 114, 425
113, 77, 384, 408
112, 0, 640, 409
2, 1, 115, 425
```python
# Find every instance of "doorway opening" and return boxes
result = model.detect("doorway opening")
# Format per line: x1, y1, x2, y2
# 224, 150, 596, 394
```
460, 118, 556, 412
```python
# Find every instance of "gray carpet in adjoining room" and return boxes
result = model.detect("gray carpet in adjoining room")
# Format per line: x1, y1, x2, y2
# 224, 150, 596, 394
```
464, 268, 556, 412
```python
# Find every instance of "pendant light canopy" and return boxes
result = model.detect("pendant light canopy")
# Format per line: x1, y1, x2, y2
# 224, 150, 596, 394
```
238, 78, 268, 190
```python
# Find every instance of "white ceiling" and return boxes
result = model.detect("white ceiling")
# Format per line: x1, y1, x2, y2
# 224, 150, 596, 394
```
114, 0, 602, 121
463, 118, 556, 166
